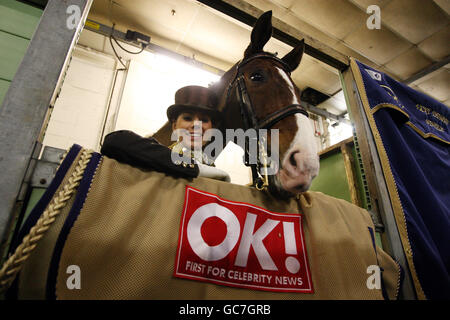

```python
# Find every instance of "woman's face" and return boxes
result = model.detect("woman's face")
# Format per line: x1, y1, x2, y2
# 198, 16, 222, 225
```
172, 112, 213, 149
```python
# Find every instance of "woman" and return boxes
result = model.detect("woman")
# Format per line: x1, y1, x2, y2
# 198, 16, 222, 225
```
166, 85, 218, 167
101, 85, 229, 181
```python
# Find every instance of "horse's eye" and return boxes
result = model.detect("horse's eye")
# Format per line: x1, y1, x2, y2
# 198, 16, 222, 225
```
250, 72, 264, 82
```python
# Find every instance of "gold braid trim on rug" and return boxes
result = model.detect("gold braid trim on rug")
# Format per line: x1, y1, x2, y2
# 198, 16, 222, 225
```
0, 148, 93, 292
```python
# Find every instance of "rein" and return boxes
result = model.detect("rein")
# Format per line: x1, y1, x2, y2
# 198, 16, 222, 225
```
225, 53, 309, 190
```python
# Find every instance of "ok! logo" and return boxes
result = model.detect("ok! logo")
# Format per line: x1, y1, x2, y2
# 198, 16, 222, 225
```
174, 186, 313, 293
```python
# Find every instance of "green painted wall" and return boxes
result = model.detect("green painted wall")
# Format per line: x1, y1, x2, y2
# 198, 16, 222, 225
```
21, 187, 45, 229
0, 0, 43, 105
309, 151, 352, 203
0, 79, 10, 106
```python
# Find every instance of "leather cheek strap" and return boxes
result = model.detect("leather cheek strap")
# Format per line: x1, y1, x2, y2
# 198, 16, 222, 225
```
257, 104, 309, 130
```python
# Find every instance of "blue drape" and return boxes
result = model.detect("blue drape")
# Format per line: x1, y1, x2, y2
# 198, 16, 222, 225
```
353, 60, 449, 299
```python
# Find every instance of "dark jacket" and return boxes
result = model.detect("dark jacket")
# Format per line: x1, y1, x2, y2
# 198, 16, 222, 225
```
101, 130, 199, 178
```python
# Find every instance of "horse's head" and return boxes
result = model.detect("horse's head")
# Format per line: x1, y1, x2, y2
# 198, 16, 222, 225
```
212, 11, 319, 197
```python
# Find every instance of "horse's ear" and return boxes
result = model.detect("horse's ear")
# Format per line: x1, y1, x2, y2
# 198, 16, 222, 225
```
281, 39, 305, 72
244, 11, 273, 58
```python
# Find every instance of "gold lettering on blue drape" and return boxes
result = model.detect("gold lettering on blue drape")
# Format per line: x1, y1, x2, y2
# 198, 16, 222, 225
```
416, 104, 448, 130
432, 111, 448, 126
380, 85, 405, 109
425, 119, 444, 132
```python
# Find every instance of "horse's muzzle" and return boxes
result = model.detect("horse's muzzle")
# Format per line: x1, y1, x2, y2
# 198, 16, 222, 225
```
267, 151, 319, 198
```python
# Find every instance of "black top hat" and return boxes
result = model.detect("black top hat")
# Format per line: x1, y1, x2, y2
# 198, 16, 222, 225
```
166, 86, 220, 122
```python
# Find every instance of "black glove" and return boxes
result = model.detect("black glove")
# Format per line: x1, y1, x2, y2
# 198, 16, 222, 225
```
101, 130, 199, 178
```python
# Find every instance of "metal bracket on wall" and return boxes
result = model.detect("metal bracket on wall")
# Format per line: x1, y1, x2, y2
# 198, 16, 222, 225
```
301, 101, 351, 126
351, 129, 376, 219
30, 146, 66, 189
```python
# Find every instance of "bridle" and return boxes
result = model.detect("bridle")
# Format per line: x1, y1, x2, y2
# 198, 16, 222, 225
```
224, 53, 309, 190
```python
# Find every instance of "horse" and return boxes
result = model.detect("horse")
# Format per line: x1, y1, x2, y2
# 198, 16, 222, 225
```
155, 11, 319, 198
2, 14, 408, 298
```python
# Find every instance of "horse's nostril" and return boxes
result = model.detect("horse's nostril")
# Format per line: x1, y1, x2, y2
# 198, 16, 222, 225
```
289, 151, 299, 167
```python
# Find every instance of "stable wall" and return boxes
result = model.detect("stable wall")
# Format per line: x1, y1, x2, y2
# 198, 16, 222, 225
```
310, 137, 364, 208
310, 151, 352, 203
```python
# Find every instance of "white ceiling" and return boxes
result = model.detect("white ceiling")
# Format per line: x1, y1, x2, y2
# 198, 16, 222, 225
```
87, 0, 450, 115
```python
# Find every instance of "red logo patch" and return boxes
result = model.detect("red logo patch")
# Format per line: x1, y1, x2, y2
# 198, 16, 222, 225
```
174, 186, 313, 293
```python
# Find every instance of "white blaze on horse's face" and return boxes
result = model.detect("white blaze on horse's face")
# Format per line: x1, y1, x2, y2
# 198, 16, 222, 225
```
275, 67, 320, 194
275, 67, 299, 104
